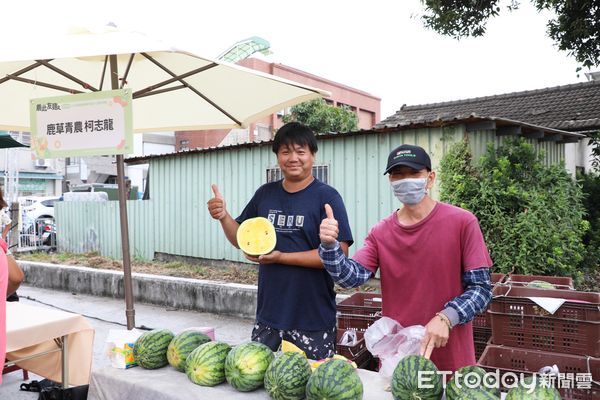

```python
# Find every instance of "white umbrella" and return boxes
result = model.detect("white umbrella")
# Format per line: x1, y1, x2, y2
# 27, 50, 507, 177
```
0, 25, 329, 328
0, 25, 328, 132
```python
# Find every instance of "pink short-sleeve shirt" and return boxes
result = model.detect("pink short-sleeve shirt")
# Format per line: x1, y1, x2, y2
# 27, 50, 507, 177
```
353, 202, 492, 372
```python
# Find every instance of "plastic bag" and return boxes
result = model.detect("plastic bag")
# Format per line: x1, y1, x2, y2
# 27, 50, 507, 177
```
339, 330, 358, 347
364, 317, 425, 377
180, 326, 216, 340
104, 329, 145, 369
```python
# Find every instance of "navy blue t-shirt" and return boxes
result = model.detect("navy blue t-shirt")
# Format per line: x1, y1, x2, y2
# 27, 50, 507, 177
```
236, 179, 353, 331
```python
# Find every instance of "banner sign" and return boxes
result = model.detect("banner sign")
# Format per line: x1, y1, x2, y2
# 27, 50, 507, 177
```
30, 89, 132, 159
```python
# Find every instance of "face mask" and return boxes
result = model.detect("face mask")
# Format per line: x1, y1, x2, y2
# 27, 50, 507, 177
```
391, 177, 428, 205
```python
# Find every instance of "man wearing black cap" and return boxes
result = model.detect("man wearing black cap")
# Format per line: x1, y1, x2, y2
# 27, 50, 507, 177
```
318, 144, 493, 374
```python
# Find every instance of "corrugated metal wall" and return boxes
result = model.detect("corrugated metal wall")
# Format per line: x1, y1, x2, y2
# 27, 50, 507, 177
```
466, 130, 565, 166
56, 126, 565, 261
56, 200, 156, 259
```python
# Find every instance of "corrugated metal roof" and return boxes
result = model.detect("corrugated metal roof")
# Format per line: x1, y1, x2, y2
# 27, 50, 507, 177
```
124, 115, 583, 165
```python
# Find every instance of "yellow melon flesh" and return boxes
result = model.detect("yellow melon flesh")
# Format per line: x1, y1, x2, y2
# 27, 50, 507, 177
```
237, 217, 277, 256
281, 340, 306, 357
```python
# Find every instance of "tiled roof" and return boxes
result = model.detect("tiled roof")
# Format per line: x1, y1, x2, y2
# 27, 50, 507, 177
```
377, 81, 600, 132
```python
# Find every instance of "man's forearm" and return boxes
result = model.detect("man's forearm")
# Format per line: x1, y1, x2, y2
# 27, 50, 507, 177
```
277, 243, 349, 269
220, 214, 240, 248
318, 241, 372, 288
279, 249, 323, 268
443, 268, 492, 326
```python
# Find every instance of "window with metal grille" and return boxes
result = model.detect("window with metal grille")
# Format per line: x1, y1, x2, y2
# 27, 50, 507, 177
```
266, 165, 329, 184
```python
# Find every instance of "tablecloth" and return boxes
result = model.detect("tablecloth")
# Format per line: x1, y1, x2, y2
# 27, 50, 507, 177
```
88, 365, 394, 400
6, 302, 95, 385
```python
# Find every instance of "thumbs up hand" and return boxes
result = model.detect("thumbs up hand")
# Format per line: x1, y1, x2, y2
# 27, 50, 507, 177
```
207, 184, 227, 220
319, 204, 339, 247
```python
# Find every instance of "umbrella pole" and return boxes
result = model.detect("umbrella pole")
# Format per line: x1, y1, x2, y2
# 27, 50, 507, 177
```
110, 54, 136, 330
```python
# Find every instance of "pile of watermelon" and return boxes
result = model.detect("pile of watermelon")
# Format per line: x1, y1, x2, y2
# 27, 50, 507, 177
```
132, 327, 567, 400
132, 328, 371, 398
133, 329, 277, 392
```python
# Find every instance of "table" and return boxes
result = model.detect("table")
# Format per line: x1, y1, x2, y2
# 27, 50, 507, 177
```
4, 302, 95, 387
88, 366, 394, 400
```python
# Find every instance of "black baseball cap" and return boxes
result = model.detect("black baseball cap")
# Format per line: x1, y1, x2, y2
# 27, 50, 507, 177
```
384, 144, 431, 174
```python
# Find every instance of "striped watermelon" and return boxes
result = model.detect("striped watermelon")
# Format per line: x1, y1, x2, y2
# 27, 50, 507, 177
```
526, 280, 556, 289
391, 355, 443, 400
186, 341, 232, 386
133, 329, 174, 369
506, 376, 562, 400
446, 366, 500, 400
305, 358, 363, 400
447, 386, 501, 400
225, 342, 274, 392
264, 352, 312, 400
167, 331, 211, 372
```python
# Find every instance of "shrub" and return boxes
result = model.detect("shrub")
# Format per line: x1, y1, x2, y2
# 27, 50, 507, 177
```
440, 138, 587, 279
578, 172, 600, 291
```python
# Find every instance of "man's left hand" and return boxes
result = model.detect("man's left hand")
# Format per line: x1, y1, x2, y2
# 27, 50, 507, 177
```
419, 315, 450, 359
244, 251, 282, 264
258, 251, 282, 264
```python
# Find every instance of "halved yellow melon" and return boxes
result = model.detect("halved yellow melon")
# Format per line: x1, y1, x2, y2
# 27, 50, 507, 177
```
281, 340, 306, 357
237, 217, 277, 256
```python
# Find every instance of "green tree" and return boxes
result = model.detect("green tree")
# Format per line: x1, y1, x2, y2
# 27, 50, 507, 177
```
578, 171, 600, 291
282, 98, 358, 134
439, 138, 588, 280
439, 138, 479, 210
588, 130, 600, 172
420, 0, 600, 68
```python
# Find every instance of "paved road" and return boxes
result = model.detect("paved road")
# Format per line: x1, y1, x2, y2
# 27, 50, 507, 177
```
1, 285, 255, 399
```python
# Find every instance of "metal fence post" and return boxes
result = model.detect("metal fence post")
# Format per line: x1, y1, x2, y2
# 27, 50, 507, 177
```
8, 201, 18, 252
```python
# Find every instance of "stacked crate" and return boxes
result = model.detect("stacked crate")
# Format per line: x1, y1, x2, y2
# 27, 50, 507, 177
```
478, 283, 600, 400
336, 292, 382, 370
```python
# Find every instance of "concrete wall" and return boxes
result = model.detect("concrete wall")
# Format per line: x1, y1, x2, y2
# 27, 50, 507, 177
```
565, 138, 594, 175
19, 261, 258, 319
18, 261, 352, 319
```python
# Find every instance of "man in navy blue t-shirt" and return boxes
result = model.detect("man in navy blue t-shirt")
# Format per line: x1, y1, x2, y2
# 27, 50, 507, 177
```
207, 122, 353, 359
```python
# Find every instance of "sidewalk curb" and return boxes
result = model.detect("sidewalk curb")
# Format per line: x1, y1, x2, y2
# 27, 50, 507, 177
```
18, 261, 259, 319
17, 261, 350, 319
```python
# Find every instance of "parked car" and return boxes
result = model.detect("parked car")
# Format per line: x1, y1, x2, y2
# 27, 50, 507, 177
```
20, 196, 60, 221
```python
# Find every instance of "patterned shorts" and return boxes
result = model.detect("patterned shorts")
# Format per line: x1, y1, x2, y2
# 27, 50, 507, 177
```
251, 321, 336, 360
